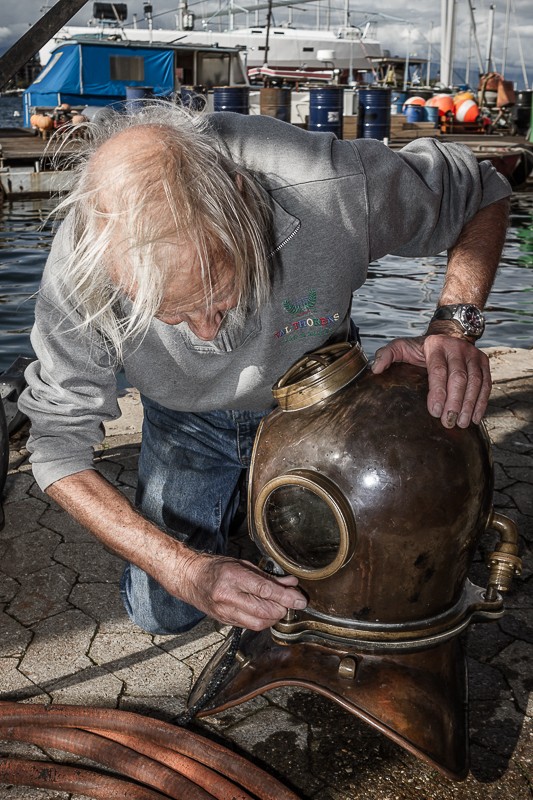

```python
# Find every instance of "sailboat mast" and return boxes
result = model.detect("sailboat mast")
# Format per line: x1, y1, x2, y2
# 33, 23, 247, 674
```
501, 0, 511, 75
485, 3, 495, 73
466, 0, 484, 76
264, 0, 273, 67
426, 21, 433, 86
440, 0, 456, 87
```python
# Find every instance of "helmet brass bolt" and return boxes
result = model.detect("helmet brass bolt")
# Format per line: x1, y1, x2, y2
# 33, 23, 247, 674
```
338, 657, 357, 680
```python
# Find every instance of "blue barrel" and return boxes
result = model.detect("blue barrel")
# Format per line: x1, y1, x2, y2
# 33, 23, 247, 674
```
125, 86, 153, 112
424, 105, 440, 125
405, 104, 425, 123
357, 87, 391, 140
391, 90, 407, 115
180, 86, 207, 111
213, 86, 250, 114
308, 87, 344, 138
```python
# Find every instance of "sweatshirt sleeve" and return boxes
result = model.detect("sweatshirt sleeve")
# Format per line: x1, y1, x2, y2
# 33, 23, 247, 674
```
349, 137, 512, 261
18, 223, 122, 492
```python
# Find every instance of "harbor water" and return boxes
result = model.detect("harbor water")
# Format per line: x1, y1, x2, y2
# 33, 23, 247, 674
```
1, 97, 532, 373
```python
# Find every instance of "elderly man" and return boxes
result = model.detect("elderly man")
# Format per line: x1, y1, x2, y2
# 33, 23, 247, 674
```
19, 103, 511, 636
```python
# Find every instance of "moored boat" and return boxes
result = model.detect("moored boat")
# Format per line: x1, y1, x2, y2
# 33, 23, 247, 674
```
37, 2, 383, 86
22, 36, 249, 126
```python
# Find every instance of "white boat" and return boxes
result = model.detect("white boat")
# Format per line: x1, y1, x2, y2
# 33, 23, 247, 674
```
38, 2, 382, 83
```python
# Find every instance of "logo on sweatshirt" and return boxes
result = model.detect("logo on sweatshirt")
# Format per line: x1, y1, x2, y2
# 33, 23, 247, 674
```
283, 289, 317, 315
274, 289, 340, 341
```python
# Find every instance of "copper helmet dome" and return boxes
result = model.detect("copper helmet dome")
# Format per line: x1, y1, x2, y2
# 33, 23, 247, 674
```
189, 342, 521, 780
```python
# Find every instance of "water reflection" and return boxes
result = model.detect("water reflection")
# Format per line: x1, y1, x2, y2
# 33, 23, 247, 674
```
354, 193, 533, 357
0, 194, 532, 373
512, 196, 533, 268
0, 201, 55, 369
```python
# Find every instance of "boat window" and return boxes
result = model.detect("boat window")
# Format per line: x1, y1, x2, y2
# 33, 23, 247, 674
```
176, 51, 195, 85
197, 54, 231, 89
110, 55, 145, 81
303, 47, 314, 52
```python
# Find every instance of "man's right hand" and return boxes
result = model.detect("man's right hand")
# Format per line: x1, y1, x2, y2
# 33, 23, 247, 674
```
178, 553, 308, 631
47, 470, 307, 632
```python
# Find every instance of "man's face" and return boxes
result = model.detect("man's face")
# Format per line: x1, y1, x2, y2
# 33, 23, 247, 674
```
113, 237, 240, 341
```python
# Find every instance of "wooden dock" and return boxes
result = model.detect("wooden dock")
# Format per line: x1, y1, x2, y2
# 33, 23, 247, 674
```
0, 127, 77, 200
1, 122, 532, 201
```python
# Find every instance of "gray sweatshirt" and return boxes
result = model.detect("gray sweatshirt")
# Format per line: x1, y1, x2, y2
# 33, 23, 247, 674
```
19, 113, 512, 491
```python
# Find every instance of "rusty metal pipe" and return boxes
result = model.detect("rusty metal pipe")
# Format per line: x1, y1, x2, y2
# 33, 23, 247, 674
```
86, 727, 254, 800
0, 725, 216, 800
0, 757, 172, 799
0, 702, 301, 800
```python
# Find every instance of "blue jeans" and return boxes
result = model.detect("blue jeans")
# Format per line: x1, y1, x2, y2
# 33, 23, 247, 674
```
120, 397, 267, 634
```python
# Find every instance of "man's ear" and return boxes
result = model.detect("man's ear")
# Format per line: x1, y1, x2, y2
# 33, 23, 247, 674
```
235, 172, 244, 192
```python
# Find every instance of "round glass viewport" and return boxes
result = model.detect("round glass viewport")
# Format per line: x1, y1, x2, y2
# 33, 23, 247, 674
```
254, 471, 353, 579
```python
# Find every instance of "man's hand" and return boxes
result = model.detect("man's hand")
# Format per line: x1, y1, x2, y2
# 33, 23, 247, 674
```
47, 470, 308, 632
179, 553, 308, 631
371, 333, 491, 428
371, 197, 507, 428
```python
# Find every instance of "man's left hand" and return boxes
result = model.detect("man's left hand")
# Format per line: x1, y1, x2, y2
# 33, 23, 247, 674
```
371, 334, 491, 428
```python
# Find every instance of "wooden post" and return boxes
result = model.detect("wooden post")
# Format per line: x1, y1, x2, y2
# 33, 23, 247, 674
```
0, 0, 90, 90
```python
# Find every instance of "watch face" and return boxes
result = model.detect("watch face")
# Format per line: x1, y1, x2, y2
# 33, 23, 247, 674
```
458, 305, 485, 335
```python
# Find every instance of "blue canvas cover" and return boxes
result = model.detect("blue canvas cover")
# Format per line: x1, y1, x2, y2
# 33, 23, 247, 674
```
81, 42, 174, 97
23, 43, 81, 120
23, 41, 175, 125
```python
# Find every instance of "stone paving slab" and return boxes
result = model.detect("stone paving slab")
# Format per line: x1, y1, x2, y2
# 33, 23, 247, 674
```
0, 347, 531, 799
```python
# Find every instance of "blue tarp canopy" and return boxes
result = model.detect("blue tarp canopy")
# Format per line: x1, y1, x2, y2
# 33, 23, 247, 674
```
23, 40, 175, 124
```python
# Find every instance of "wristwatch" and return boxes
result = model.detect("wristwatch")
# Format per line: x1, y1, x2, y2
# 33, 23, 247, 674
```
430, 304, 486, 340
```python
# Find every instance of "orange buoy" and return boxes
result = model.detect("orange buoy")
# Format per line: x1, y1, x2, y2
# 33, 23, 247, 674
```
34, 114, 54, 131
453, 90, 476, 106
426, 94, 454, 116
454, 96, 480, 122
403, 95, 426, 108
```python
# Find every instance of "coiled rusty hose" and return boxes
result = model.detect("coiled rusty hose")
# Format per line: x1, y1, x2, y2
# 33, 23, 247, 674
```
0, 702, 301, 800
0, 758, 171, 800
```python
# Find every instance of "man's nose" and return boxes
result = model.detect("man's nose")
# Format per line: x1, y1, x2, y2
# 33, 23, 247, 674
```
187, 311, 224, 341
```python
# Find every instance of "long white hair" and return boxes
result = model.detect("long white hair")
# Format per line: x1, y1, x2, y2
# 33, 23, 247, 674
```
51, 100, 273, 360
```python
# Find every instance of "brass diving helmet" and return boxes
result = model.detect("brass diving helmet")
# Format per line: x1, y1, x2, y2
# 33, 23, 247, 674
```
189, 342, 521, 780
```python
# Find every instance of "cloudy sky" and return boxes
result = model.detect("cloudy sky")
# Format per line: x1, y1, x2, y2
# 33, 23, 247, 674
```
1, 0, 531, 87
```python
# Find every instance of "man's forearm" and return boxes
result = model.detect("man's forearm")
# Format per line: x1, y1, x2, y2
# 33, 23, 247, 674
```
439, 197, 510, 307
46, 469, 308, 630
373, 198, 509, 428
46, 470, 196, 597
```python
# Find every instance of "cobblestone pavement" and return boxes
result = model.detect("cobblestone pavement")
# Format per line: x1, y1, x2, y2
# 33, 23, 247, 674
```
0, 347, 531, 799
